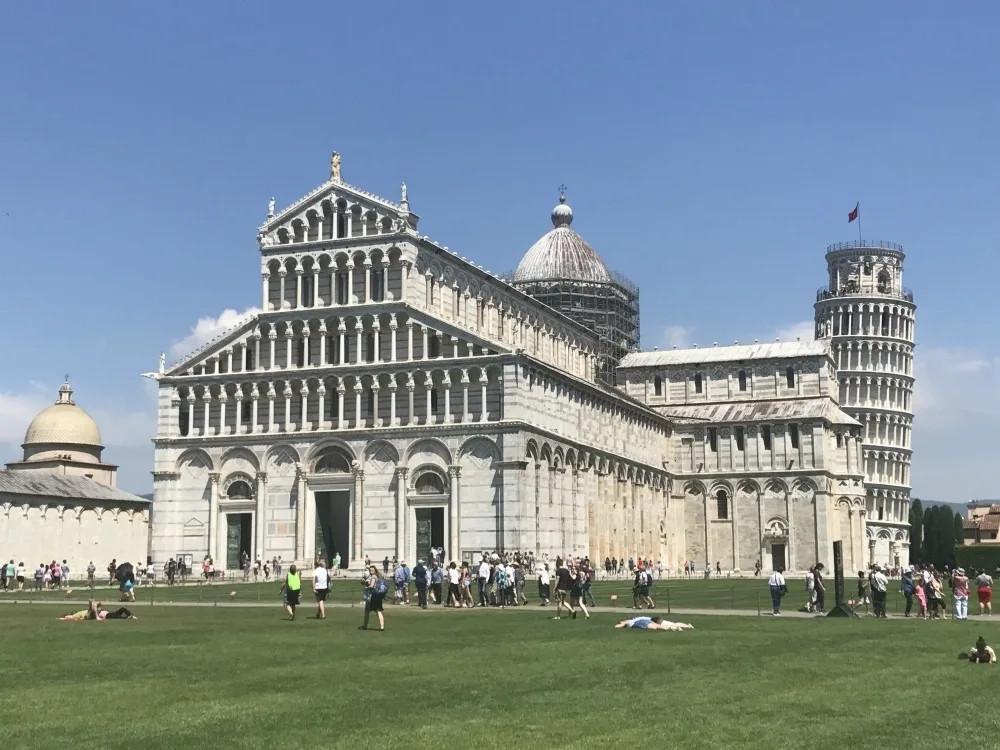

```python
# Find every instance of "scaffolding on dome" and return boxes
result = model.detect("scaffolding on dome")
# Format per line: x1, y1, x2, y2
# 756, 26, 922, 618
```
502, 269, 640, 386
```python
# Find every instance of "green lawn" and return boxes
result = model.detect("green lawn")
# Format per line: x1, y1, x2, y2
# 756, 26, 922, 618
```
0, 576, 918, 614
2, 603, 999, 749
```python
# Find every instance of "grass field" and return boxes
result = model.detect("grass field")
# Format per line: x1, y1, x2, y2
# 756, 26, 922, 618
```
3, 602, 999, 750
0, 576, 923, 614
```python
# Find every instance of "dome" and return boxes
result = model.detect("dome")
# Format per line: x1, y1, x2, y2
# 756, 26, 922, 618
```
23, 381, 103, 450
512, 196, 612, 284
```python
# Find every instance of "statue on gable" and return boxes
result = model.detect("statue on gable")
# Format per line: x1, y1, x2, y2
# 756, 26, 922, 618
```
159, 352, 166, 374
330, 151, 342, 182
401, 182, 408, 203
267, 197, 275, 218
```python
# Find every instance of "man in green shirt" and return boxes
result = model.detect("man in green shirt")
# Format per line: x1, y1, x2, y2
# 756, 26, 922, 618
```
280, 565, 302, 621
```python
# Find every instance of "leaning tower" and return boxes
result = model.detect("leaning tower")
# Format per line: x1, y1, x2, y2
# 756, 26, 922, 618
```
814, 240, 915, 568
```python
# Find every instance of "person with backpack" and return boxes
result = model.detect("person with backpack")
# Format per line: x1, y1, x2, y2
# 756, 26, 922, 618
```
359, 565, 387, 631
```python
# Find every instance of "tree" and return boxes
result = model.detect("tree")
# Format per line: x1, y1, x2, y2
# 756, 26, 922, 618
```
909, 499, 923, 565
954, 511, 966, 550
934, 507, 956, 569
922, 505, 936, 566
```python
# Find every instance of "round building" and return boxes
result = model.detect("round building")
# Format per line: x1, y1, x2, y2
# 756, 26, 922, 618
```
814, 240, 915, 567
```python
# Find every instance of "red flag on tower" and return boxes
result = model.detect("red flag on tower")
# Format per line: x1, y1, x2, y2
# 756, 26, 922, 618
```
848, 203, 859, 223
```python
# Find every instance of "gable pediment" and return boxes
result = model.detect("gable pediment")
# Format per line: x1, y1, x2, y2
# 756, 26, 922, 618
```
167, 315, 260, 376
257, 178, 419, 249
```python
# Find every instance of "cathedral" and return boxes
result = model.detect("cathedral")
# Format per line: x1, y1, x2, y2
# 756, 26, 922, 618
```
149, 153, 914, 575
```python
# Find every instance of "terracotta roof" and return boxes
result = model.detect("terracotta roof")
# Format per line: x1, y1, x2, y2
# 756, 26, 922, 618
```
966, 515, 1000, 531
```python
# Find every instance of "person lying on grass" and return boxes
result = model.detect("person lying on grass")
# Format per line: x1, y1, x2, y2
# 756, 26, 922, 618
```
615, 616, 693, 631
60, 600, 137, 621
968, 636, 996, 664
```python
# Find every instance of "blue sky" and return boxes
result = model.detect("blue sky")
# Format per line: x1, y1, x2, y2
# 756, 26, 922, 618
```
0, 3, 994, 500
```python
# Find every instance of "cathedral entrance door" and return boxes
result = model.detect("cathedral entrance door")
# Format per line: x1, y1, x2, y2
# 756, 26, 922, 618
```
226, 513, 252, 570
315, 490, 351, 568
414, 507, 445, 564
771, 543, 786, 572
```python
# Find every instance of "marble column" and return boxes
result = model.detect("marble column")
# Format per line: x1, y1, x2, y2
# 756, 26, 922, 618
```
255, 472, 267, 560
449, 466, 461, 563
295, 466, 307, 564
352, 467, 364, 563
785, 490, 794, 572
208, 472, 220, 565
395, 467, 408, 559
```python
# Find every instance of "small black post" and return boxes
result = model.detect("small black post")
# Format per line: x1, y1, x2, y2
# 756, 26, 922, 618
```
827, 540, 857, 618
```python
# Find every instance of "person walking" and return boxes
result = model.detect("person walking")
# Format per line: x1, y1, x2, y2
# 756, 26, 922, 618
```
568, 562, 591, 620
901, 567, 916, 617
429, 561, 444, 605
553, 558, 575, 620
870, 566, 889, 619
477, 556, 490, 607
768, 568, 786, 616
313, 559, 330, 620
976, 569, 993, 616
952, 567, 970, 621
280, 564, 302, 621
412, 558, 428, 609
360, 565, 386, 631
538, 564, 551, 606
813, 563, 827, 614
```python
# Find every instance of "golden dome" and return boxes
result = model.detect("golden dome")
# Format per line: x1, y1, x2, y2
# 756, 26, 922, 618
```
23, 381, 103, 449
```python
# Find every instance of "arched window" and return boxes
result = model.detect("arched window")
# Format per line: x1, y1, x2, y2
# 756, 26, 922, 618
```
785, 367, 795, 389
653, 376, 662, 396
716, 490, 729, 520
315, 450, 351, 474
738, 370, 747, 392
336, 212, 347, 239
336, 273, 348, 305
303, 275, 313, 306
227, 480, 253, 500
877, 270, 891, 293
430, 389, 439, 412
415, 472, 445, 495
365, 334, 375, 363
245, 348, 254, 370
694, 373, 703, 394
296, 339, 306, 367
366, 390, 374, 417
429, 336, 441, 358
372, 269, 383, 302
179, 405, 190, 437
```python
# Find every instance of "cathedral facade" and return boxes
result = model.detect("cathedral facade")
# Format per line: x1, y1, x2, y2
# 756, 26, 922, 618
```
149, 153, 912, 574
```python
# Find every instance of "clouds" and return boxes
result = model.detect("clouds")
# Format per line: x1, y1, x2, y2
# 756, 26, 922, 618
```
772, 320, 815, 343
913, 347, 1000, 427
0, 388, 155, 449
170, 307, 259, 360
0, 391, 49, 444
659, 325, 693, 349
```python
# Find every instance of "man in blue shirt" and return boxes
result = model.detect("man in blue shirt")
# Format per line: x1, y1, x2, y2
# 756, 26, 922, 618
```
429, 562, 444, 605
412, 559, 428, 609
